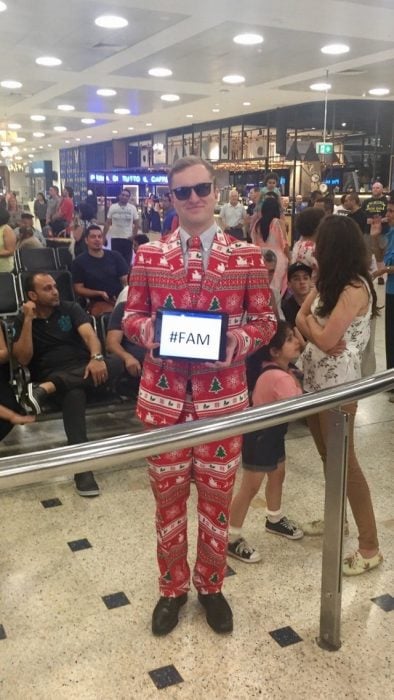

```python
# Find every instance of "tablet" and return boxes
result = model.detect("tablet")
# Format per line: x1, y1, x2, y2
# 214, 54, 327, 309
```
154, 308, 229, 361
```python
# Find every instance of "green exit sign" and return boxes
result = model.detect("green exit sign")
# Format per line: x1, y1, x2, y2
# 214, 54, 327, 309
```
316, 142, 334, 154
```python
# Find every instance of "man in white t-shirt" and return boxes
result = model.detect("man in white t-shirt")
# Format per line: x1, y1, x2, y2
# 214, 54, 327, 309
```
219, 189, 245, 240
104, 189, 140, 264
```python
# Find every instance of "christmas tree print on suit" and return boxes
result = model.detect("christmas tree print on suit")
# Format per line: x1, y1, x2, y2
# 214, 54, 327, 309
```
209, 377, 223, 393
157, 374, 170, 390
163, 294, 175, 309
209, 296, 221, 311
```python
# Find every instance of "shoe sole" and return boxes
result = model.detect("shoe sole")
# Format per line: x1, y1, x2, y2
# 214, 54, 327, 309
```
265, 528, 304, 540
75, 488, 100, 497
227, 550, 262, 563
25, 385, 42, 415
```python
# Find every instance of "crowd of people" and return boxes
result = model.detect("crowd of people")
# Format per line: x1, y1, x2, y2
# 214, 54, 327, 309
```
0, 158, 392, 636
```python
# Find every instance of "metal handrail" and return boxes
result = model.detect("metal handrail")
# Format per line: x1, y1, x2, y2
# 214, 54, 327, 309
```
0, 369, 393, 488
1, 368, 392, 652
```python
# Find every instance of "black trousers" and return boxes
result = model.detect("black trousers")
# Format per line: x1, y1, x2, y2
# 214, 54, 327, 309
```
386, 293, 394, 370
111, 237, 133, 266
0, 380, 21, 442
43, 355, 123, 445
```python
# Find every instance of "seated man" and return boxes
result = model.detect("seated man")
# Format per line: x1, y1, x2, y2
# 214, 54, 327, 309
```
15, 212, 46, 247
106, 289, 146, 397
12, 272, 123, 496
71, 224, 129, 316
281, 262, 313, 328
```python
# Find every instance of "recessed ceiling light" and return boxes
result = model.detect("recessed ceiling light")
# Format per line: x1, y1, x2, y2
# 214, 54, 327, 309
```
65, 140, 70, 143
28, 154, 34, 158
160, 94, 180, 102
96, 88, 117, 97
75, 138, 81, 141
33, 132, 45, 138
242, 101, 251, 106
57, 104, 75, 111
30, 115, 46, 121
47, 144, 52, 147
148, 67, 172, 77
146, 122, 152, 126
310, 82, 332, 91
186, 114, 194, 118
0, 3, 7, 12
81, 118, 96, 125
114, 107, 130, 115
342, 122, 347, 127
31, 148, 36, 151
112, 130, 118, 134
212, 108, 220, 113
15, 156, 23, 161
36, 56, 62, 67
39, 145, 44, 149
233, 33, 263, 45
222, 74, 245, 84
1, 79, 22, 89
8, 122, 22, 129
368, 87, 390, 96
94, 15, 128, 28
86, 135, 92, 139
321, 43, 350, 55
128, 126, 135, 130
54, 126, 67, 132
15, 137, 26, 143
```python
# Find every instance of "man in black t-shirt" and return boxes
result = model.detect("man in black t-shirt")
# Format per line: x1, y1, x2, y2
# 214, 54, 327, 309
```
362, 181, 388, 283
72, 224, 129, 315
343, 193, 368, 233
13, 272, 123, 496
106, 296, 146, 397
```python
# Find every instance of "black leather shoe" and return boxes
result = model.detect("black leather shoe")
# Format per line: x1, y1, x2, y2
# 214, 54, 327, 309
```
152, 593, 188, 636
198, 592, 233, 633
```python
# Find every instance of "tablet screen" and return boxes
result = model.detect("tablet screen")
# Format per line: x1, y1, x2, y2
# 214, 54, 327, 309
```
154, 308, 229, 361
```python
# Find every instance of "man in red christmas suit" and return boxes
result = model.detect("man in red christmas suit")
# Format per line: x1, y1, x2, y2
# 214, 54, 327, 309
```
123, 156, 276, 636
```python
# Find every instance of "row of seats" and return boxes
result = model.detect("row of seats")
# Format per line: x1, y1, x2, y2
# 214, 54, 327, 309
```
0, 270, 75, 317
13, 246, 73, 274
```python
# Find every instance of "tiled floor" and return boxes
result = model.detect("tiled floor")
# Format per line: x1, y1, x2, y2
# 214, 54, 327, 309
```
0, 283, 393, 699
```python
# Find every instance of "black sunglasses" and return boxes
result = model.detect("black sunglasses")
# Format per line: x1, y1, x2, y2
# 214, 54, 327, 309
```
171, 182, 213, 201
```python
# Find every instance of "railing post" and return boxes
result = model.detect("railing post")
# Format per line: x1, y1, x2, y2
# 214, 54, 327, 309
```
317, 409, 349, 651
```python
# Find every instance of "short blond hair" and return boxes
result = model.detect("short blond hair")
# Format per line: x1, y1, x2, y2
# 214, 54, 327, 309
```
168, 156, 215, 188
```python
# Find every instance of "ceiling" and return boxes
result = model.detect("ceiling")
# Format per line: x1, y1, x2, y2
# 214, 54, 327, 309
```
1, 0, 394, 161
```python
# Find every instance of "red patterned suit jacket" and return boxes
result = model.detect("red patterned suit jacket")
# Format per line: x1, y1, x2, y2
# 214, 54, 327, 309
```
123, 229, 276, 426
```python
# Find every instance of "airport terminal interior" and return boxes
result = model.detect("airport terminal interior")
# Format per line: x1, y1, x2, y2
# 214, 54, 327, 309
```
0, 0, 393, 698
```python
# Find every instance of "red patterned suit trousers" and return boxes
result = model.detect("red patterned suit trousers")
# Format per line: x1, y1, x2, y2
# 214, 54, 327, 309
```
147, 397, 242, 597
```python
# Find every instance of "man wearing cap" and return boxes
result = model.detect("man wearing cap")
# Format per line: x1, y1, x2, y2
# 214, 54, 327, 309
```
282, 262, 313, 328
15, 212, 47, 247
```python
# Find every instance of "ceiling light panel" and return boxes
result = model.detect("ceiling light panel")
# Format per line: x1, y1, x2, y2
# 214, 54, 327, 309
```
233, 33, 263, 45
148, 67, 172, 77
321, 43, 350, 55
57, 104, 75, 111
97, 88, 117, 97
1, 80, 22, 89
222, 74, 245, 84
36, 56, 62, 66
368, 87, 390, 96
160, 94, 180, 102
310, 82, 332, 91
30, 115, 46, 121
114, 108, 130, 115
94, 15, 128, 28
81, 118, 96, 124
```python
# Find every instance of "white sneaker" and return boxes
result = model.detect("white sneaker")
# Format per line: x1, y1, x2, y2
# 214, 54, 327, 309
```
343, 550, 383, 576
227, 537, 262, 563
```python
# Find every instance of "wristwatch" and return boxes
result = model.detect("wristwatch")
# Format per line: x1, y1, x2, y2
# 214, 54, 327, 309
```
91, 353, 105, 361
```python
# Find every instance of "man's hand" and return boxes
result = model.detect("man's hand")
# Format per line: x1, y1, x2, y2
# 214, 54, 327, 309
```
143, 314, 160, 358
99, 291, 110, 301
84, 358, 108, 386
205, 332, 238, 368
22, 301, 37, 319
9, 413, 36, 425
125, 355, 142, 377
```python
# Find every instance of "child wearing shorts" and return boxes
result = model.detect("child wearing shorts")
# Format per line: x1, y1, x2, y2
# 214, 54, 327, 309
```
228, 321, 304, 563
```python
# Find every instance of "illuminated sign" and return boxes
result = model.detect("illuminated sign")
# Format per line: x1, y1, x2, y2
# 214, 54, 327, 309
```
33, 167, 44, 174
316, 142, 334, 155
89, 172, 168, 185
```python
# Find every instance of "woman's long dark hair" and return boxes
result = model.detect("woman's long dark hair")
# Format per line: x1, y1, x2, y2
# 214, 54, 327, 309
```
246, 321, 292, 392
315, 215, 377, 317
257, 197, 281, 242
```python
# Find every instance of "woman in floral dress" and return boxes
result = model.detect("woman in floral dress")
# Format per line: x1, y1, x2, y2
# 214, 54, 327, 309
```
297, 215, 383, 576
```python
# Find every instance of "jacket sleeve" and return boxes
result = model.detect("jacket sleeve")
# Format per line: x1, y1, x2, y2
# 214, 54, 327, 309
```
122, 248, 151, 346
231, 246, 277, 360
